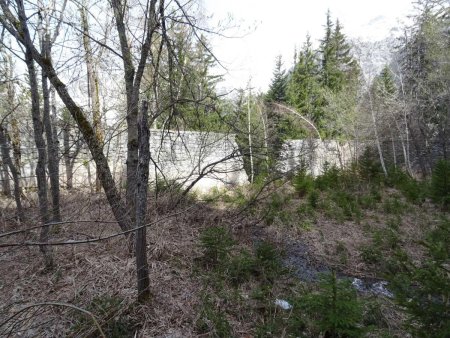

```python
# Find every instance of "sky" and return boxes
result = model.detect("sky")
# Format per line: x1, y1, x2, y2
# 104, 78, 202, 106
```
202, 0, 415, 92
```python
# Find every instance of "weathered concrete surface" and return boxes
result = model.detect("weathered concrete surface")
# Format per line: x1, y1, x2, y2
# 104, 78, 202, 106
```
14, 131, 359, 192
278, 139, 356, 176
145, 129, 248, 192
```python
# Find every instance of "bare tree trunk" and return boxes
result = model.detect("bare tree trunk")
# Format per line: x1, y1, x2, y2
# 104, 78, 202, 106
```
247, 88, 254, 183
0, 169, 5, 195
113, 131, 123, 183
26, 121, 36, 190
257, 103, 270, 171
396, 122, 409, 173
0, 126, 24, 221
50, 87, 60, 174
368, 92, 387, 177
44, 66, 133, 236
10, 117, 21, 174
42, 73, 61, 222
6, 52, 22, 175
136, 100, 151, 302
111, 0, 158, 223
86, 160, 93, 193
63, 122, 73, 190
80, 0, 104, 193
1, 158, 11, 196
40, 26, 61, 222
390, 127, 397, 169
20, 9, 53, 267
395, 61, 412, 175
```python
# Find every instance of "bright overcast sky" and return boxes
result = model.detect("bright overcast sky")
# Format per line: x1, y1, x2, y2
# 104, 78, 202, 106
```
202, 0, 415, 92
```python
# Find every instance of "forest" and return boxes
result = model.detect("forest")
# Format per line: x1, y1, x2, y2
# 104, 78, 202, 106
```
0, 0, 449, 337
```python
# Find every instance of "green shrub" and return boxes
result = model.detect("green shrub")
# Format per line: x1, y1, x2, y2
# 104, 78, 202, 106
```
363, 299, 390, 330
335, 241, 349, 265
382, 197, 405, 215
71, 295, 132, 338
330, 190, 362, 221
255, 313, 305, 338
264, 193, 290, 225
227, 250, 256, 286
361, 245, 382, 264
255, 241, 283, 282
292, 170, 315, 196
196, 294, 232, 337
297, 203, 315, 218
298, 272, 365, 337
315, 164, 340, 191
360, 229, 384, 264
359, 194, 378, 209
308, 190, 320, 209
386, 168, 425, 203
199, 226, 234, 266
430, 159, 450, 208
221, 188, 248, 207
386, 216, 401, 231
358, 149, 384, 183
298, 219, 314, 231
386, 218, 450, 337
203, 187, 223, 202
385, 228, 401, 250
361, 226, 401, 266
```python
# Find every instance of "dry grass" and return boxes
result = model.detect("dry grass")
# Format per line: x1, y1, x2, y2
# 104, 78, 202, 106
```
0, 192, 230, 337
0, 181, 446, 337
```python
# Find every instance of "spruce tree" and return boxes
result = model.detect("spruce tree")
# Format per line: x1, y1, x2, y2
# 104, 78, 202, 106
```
266, 55, 287, 102
264, 56, 289, 165
373, 65, 396, 98
320, 10, 337, 90
333, 20, 358, 90
287, 35, 325, 125
320, 13, 359, 92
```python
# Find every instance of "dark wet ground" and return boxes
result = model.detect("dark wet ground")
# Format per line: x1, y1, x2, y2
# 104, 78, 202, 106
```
282, 240, 330, 281
283, 239, 393, 298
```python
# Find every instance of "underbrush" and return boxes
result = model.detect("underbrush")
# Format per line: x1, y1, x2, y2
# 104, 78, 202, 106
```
195, 163, 449, 336
195, 225, 287, 336
2, 160, 447, 337
385, 217, 450, 337
70, 295, 134, 337
194, 226, 409, 337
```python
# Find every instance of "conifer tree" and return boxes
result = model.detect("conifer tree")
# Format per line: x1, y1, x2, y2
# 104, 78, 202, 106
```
319, 12, 359, 92
373, 65, 396, 98
320, 10, 336, 90
266, 55, 287, 102
397, 2, 450, 169
264, 56, 289, 164
287, 35, 324, 125
331, 19, 359, 90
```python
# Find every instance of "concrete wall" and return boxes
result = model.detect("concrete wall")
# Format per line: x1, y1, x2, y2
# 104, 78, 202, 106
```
10, 131, 358, 193
144, 129, 248, 192
278, 139, 356, 176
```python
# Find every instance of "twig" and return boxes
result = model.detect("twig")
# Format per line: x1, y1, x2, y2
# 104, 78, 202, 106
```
0, 302, 106, 338
0, 206, 194, 247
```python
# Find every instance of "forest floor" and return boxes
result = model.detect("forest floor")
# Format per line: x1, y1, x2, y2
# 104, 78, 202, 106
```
0, 178, 448, 337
